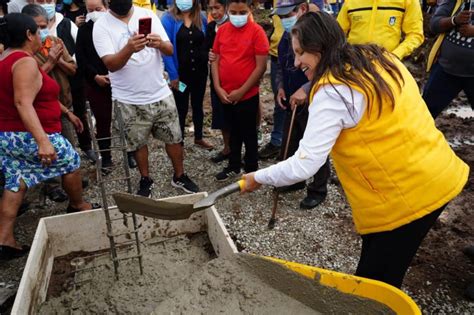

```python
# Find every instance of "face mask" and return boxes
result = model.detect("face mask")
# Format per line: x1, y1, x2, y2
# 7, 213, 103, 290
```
109, 0, 132, 16
281, 14, 297, 33
215, 13, 227, 25
41, 3, 56, 20
39, 28, 49, 42
86, 11, 105, 22
63, 0, 73, 5
229, 14, 248, 28
175, 0, 193, 11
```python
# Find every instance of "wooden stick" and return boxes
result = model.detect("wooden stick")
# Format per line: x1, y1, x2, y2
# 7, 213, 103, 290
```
268, 106, 298, 229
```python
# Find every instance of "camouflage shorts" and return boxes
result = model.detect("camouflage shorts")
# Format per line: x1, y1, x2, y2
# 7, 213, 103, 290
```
112, 95, 182, 151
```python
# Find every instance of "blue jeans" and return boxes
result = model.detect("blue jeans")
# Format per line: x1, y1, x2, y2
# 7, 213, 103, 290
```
270, 57, 286, 147
423, 63, 474, 119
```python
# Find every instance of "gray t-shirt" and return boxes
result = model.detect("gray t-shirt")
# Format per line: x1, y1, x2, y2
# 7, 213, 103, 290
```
431, 0, 474, 77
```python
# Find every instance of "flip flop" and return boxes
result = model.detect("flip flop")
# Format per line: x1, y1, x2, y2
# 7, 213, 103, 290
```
0, 245, 30, 260
66, 202, 101, 214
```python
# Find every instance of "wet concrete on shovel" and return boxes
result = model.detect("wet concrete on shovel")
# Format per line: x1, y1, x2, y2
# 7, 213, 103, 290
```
39, 233, 394, 314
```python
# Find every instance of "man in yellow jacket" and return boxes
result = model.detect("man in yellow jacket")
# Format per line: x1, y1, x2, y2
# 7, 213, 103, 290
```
337, 0, 424, 59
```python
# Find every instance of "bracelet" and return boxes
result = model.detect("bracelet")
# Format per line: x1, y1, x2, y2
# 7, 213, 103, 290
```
451, 15, 457, 26
64, 109, 71, 115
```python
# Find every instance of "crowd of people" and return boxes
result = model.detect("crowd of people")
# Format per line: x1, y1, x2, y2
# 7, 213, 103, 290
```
0, 0, 472, 301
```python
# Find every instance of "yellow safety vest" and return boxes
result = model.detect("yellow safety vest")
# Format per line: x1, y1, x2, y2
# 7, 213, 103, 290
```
310, 57, 469, 234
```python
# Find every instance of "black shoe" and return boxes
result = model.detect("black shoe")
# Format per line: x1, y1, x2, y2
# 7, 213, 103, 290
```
258, 142, 281, 160
84, 149, 98, 163
466, 281, 474, 301
101, 158, 114, 176
127, 152, 138, 169
300, 194, 326, 209
172, 174, 199, 193
0, 245, 30, 261
66, 202, 101, 214
275, 182, 305, 193
137, 176, 154, 197
211, 152, 231, 163
17, 201, 30, 217
47, 186, 68, 202
463, 246, 474, 261
215, 167, 240, 181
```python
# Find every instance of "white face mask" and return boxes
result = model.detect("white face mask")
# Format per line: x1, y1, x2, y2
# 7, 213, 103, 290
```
86, 11, 106, 23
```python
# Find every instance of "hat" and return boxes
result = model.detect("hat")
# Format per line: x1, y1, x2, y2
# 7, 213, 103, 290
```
271, 0, 306, 16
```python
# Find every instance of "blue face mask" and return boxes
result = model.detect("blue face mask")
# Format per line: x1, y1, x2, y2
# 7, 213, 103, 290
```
229, 14, 248, 28
280, 14, 297, 33
39, 28, 49, 42
215, 13, 228, 25
63, 0, 73, 5
41, 3, 56, 20
176, 0, 193, 11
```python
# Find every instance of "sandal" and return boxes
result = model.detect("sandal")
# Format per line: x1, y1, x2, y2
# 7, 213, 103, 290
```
66, 202, 101, 214
0, 244, 30, 261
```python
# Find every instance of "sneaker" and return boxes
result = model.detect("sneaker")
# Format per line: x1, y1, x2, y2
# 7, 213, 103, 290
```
215, 167, 240, 181
258, 142, 281, 160
127, 152, 138, 169
172, 174, 200, 193
137, 176, 154, 197
84, 149, 98, 163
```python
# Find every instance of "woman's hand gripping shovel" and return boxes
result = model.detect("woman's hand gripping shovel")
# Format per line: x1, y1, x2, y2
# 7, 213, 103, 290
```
113, 180, 246, 220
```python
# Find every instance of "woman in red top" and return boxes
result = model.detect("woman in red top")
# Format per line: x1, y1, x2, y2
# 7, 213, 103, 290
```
0, 13, 98, 261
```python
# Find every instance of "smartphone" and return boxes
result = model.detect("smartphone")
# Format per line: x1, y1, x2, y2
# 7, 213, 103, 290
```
138, 17, 152, 36
178, 81, 187, 92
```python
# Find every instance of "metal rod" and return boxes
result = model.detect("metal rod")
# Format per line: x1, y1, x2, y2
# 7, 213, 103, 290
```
86, 103, 121, 279
268, 106, 298, 229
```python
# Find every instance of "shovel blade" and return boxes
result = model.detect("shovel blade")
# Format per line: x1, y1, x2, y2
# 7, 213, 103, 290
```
113, 193, 196, 220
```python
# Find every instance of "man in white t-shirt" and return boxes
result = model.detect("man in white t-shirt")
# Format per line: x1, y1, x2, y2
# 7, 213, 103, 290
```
93, 0, 200, 196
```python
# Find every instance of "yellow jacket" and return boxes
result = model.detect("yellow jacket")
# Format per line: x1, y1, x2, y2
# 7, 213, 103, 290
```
269, 0, 284, 57
310, 57, 469, 234
337, 0, 424, 59
426, 0, 463, 72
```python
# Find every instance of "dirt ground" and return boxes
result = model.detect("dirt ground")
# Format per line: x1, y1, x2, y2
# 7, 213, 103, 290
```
1, 10, 473, 314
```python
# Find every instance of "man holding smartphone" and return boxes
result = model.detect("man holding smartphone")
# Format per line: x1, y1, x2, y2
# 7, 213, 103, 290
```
93, 0, 200, 196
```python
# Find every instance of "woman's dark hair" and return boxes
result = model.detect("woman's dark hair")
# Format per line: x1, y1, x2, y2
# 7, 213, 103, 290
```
0, 0, 8, 16
0, 13, 38, 49
171, 0, 203, 30
291, 12, 404, 117
208, 0, 226, 6
22, 4, 49, 21
227, 0, 252, 6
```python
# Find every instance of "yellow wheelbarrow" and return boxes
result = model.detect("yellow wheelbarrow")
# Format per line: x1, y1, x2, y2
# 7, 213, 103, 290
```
265, 256, 421, 315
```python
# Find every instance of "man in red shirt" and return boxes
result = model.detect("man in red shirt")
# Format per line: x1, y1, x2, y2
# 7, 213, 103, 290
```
211, 0, 269, 181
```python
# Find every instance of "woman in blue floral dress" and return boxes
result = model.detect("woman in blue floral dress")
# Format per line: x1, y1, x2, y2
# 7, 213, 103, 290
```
0, 13, 98, 260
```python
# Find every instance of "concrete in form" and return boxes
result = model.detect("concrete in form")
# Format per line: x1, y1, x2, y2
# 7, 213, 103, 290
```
11, 192, 238, 314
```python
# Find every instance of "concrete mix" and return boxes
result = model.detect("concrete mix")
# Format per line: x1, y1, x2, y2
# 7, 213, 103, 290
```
39, 233, 394, 314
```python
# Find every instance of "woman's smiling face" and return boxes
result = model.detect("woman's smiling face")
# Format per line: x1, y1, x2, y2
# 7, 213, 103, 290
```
292, 35, 321, 81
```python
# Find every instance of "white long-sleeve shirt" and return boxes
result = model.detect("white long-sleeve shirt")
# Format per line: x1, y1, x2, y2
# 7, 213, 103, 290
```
255, 84, 366, 187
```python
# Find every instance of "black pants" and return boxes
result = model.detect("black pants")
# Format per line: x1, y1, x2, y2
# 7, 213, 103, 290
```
70, 75, 92, 151
224, 95, 259, 172
172, 68, 208, 141
280, 106, 330, 198
86, 84, 112, 161
356, 205, 446, 288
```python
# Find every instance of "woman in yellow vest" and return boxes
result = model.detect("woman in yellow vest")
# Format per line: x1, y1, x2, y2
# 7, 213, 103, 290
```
242, 12, 469, 288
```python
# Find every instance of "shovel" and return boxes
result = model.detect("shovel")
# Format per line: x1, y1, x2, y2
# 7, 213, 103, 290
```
113, 180, 245, 220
